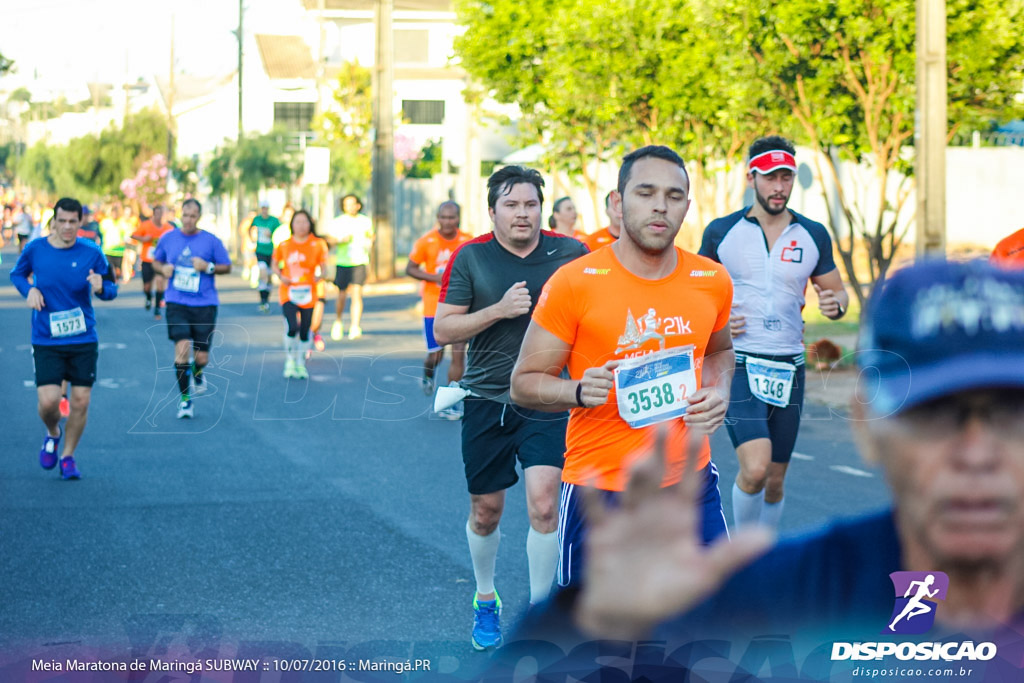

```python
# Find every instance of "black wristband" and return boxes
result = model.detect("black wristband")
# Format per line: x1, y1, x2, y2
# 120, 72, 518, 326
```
575, 382, 585, 408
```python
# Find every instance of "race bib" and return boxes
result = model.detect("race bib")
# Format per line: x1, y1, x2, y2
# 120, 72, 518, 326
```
745, 357, 796, 407
614, 345, 697, 429
50, 307, 86, 338
258, 227, 272, 243
289, 284, 313, 306
173, 266, 200, 293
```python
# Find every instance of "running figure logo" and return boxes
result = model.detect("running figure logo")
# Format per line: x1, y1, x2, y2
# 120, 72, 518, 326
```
616, 308, 666, 354
884, 571, 949, 634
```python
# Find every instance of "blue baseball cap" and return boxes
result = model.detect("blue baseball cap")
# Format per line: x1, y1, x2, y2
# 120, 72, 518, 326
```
857, 259, 1024, 416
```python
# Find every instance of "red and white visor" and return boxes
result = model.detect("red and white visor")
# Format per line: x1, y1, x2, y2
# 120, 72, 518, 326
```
749, 150, 797, 174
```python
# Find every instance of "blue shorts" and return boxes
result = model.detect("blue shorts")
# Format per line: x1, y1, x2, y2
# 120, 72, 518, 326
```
423, 317, 442, 352
557, 462, 728, 588
726, 352, 805, 464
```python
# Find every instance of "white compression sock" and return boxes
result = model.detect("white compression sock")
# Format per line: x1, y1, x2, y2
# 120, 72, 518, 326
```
760, 498, 785, 528
466, 521, 500, 597
283, 333, 297, 361
732, 482, 764, 528
526, 527, 559, 605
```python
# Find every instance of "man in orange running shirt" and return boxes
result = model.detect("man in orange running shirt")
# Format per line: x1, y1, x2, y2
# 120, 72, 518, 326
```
583, 191, 622, 252
132, 204, 173, 320
511, 145, 735, 588
406, 201, 472, 418
992, 227, 1024, 268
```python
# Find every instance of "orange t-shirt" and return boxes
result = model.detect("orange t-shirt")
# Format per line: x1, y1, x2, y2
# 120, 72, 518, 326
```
132, 220, 172, 262
991, 228, 1024, 268
408, 228, 473, 317
272, 236, 328, 308
584, 227, 617, 252
531, 246, 733, 491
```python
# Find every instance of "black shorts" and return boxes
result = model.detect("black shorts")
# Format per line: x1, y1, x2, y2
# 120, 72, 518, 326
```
166, 303, 218, 351
461, 398, 567, 495
141, 261, 156, 284
334, 264, 367, 289
33, 342, 99, 387
256, 253, 273, 266
107, 254, 123, 271
725, 352, 806, 464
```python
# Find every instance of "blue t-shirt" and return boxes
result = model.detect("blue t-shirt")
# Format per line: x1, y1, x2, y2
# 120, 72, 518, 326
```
9, 237, 118, 346
153, 228, 231, 307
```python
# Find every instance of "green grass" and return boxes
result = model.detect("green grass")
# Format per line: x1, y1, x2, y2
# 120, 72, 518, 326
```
803, 294, 863, 367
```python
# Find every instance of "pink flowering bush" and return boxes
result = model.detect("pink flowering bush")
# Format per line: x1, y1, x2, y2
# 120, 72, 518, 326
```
120, 154, 169, 206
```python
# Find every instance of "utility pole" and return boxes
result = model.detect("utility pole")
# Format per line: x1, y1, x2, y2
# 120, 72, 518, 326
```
167, 13, 176, 168
234, 0, 245, 258
915, 0, 946, 257
371, 0, 395, 280
316, 0, 327, 228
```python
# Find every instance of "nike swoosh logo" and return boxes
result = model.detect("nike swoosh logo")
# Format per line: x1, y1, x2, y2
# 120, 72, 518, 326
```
547, 249, 557, 255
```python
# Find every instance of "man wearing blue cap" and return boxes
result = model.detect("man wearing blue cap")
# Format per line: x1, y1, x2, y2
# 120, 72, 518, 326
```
509, 259, 1024, 676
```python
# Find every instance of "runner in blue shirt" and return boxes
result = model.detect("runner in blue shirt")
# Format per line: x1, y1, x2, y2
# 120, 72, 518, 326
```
152, 198, 232, 419
10, 197, 118, 480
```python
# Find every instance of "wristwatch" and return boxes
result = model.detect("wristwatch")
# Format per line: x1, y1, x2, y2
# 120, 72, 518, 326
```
206, 262, 216, 275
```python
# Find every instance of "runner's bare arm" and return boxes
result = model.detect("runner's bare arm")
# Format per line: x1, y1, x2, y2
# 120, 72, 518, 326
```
811, 268, 849, 319
271, 257, 290, 285
574, 431, 774, 639
405, 259, 441, 284
433, 281, 531, 345
683, 327, 734, 435
152, 259, 174, 278
510, 321, 576, 410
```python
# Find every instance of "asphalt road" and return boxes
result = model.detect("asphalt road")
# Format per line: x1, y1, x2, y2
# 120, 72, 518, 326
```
0, 245, 891, 680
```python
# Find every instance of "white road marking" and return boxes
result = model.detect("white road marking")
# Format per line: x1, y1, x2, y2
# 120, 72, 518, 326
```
791, 452, 814, 460
830, 465, 874, 478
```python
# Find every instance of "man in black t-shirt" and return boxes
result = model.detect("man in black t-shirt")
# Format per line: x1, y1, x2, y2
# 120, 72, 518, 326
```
434, 165, 588, 651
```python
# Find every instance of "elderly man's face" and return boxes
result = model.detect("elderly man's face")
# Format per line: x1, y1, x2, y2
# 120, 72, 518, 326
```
860, 388, 1024, 571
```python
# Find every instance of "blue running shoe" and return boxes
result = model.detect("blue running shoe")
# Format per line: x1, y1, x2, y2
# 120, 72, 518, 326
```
60, 456, 81, 480
39, 427, 62, 470
471, 592, 502, 651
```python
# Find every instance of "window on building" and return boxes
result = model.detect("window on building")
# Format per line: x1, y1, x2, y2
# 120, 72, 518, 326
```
395, 30, 430, 64
274, 102, 315, 132
402, 100, 445, 125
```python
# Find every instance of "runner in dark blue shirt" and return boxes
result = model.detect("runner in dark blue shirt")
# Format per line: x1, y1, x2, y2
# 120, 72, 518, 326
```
10, 197, 118, 480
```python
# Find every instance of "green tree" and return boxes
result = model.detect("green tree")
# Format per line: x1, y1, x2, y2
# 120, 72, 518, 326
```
315, 61, 373, 192
454, 0, 769, 227
95, 109, 170, 196
17, 142, 55, 194
0, 51, 13, 77
716, 0, 1024, 304
203, 130, 299, 200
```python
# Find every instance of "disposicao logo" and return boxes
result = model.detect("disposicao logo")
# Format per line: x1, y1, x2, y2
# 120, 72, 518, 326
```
831, 571, 998, 663
885, 571, 948, 635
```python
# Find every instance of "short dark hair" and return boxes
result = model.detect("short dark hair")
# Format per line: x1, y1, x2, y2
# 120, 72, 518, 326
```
290, 208, 317, 237
438, 200, 460, 216
182, 198, 202, 213
617, 145, 688, 195
486, 165, 544, 210
54, 197, 83, 220
341, 194, 362, 210
748, 135, 796, 162
553, 196, 572, 213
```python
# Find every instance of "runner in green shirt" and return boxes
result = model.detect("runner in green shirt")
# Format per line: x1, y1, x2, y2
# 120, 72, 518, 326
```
249, 201, 282, 313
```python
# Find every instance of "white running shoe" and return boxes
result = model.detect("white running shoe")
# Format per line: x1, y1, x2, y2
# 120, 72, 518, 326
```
177, 400, 194, 419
